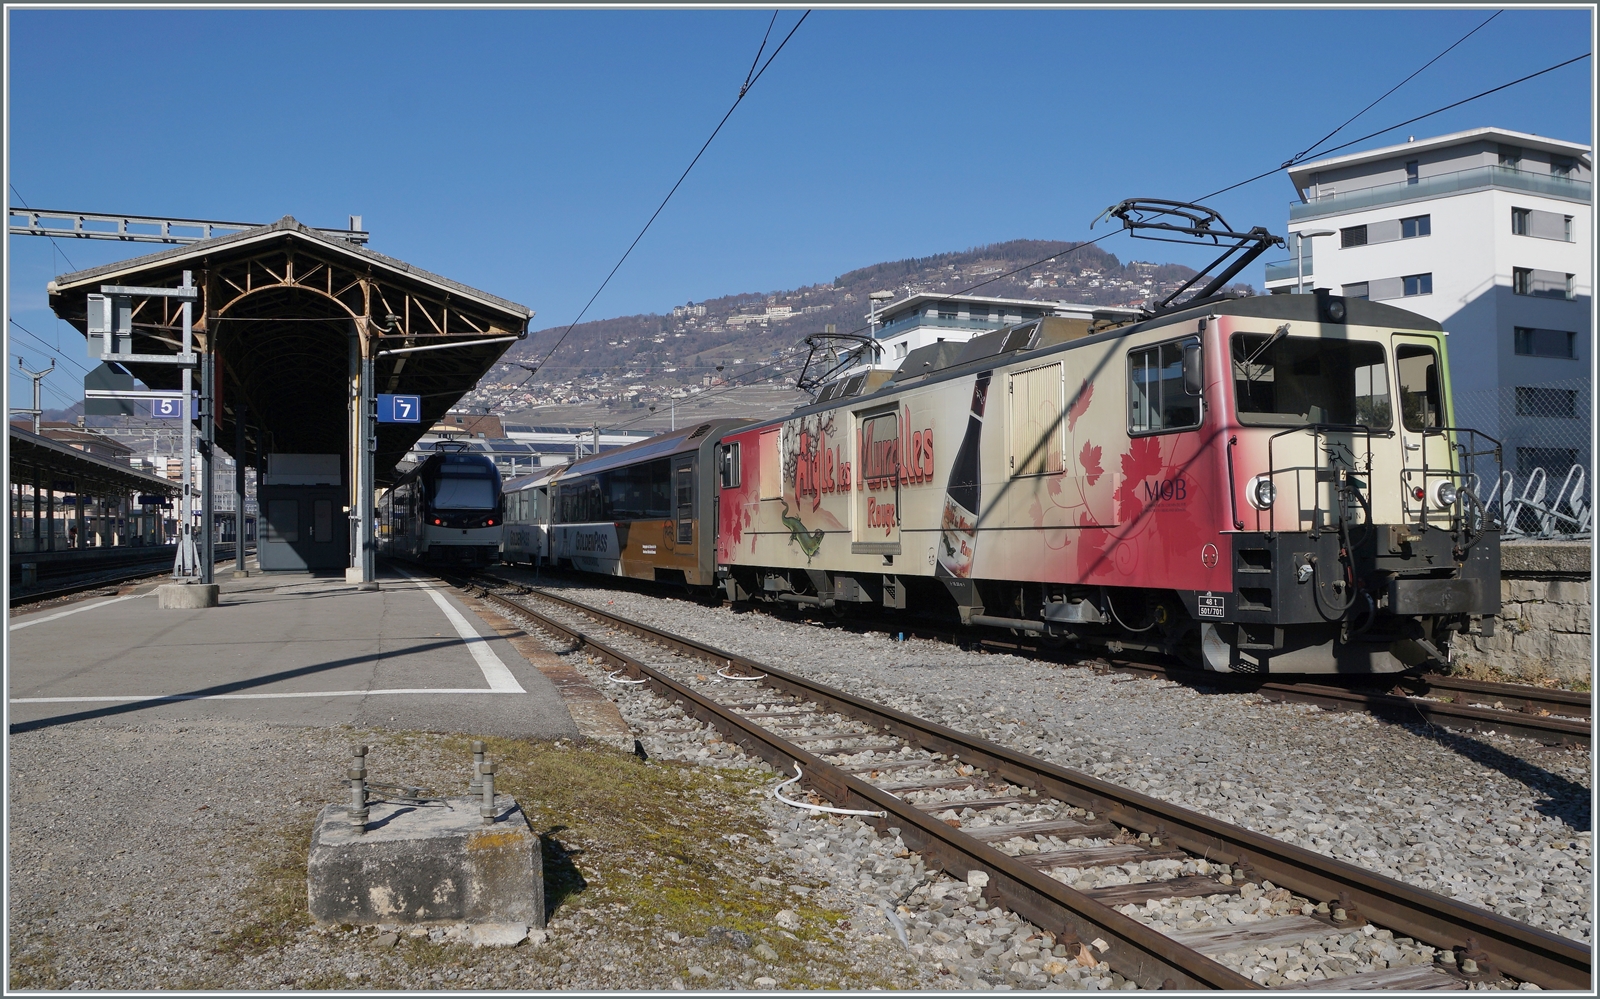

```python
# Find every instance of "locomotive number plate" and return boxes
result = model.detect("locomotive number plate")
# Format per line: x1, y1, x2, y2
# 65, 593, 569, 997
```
1197, 592, 1225, 619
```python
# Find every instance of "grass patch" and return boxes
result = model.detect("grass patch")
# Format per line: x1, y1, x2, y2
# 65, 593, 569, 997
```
7, 934, 70, 990
439, 734, 899, 989
211, 812, 317, 958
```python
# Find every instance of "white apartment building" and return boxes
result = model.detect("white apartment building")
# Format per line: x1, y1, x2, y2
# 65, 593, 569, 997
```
868, 293, 1143, 366
1263, 126, 1592, 483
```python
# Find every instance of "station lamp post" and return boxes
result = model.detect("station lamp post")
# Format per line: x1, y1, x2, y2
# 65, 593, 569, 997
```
1295, 229, 1336, 294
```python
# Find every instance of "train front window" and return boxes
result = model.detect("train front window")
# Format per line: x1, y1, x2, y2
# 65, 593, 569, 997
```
1231, 334, 1391, 429
432, 475, 497, 509
1396, 345, 1443, 432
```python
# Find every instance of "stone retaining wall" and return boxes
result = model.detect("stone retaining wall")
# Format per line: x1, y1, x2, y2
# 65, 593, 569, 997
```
1455, 541, 1592, 684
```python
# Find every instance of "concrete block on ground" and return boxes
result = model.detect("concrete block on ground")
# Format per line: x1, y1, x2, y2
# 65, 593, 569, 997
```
307, 797, 543, 928
156, 583, 219, 609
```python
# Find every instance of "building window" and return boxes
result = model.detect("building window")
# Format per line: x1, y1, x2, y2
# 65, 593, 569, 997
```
1516, 386, 1577, 418
1340, 225, 1368, 248
1514, 327, 1577, 359
1499, 144, 1523, 169
1401, 215, 1430, 238
1514, 267, 1574, 299
1551, 155, 1576, 179
1513, 207, 1574, 241
1405, 159, 1418, 185
1342, 282, 1369, 300
894, 342, 908, 359
937, 307, 956, 320
1402, 273, 1432, 297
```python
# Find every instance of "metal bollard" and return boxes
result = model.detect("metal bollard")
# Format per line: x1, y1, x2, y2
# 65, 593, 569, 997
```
467, 740, 486, 795
479, 761, 497, 825
349, 745, 370, 833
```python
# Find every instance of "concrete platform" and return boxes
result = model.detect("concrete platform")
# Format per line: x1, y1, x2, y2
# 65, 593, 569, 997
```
7, 564, 583, 739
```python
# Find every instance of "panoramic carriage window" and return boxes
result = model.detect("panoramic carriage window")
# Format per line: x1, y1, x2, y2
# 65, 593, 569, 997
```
1128, 339, 1201, 434
1231, 334, 1392, 428
606, 459, 673, 520
1396, 345, 1444, 432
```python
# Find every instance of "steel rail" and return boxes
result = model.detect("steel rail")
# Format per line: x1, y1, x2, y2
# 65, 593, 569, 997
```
492, 581, 1592, 991
481, 564, 1590, 744
1080, 660, 1589, 746
454, 578, 1256, 990
10, 545, 246, 608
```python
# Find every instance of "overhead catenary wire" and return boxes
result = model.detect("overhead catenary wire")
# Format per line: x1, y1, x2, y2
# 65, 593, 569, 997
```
1285, 10, 1502, 169
9, 183, 80, 272
531, 10, 810, 376
1194, 49, 1592, 203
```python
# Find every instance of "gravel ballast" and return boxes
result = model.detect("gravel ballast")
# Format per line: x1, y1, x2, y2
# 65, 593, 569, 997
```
511, 574, 1593, 951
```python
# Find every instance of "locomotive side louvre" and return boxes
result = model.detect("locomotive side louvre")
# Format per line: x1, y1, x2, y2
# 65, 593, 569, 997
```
378, 450, 505, 566
718, 294, 1499, 674
546, 418, 752, 586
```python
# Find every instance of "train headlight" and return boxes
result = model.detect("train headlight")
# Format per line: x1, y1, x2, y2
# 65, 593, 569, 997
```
1247, 475, 1276, 510
1431, 480, 1459, 509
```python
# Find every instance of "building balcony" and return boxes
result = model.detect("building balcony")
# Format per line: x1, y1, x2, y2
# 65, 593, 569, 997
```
874, 313, 1011, 340
1263, 259, 1312, 284
1290, 164, 1591, 222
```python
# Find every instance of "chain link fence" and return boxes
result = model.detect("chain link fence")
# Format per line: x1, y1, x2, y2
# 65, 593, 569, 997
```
1451, 375, 1591, 540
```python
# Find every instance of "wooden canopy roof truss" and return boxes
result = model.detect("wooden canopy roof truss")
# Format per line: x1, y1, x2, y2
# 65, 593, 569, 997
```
47, 217, 532, 484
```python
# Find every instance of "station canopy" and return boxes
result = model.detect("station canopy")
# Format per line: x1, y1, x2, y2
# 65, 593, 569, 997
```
46, 217, 533, 483
9, 424, 179, 498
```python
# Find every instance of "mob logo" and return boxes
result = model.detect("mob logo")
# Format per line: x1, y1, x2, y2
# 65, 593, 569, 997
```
1143, 477, 1188, 503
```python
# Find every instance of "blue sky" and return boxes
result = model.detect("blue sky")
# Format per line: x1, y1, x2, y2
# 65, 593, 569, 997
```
6, 6, 1592, 410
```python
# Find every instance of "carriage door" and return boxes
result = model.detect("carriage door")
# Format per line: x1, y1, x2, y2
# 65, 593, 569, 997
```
1392, 335, 1450, 523
674, 457, 695, 544
853, 408, 901, 555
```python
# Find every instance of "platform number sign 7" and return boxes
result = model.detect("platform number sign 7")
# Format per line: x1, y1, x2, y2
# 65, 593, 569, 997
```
377, 394, 421, 424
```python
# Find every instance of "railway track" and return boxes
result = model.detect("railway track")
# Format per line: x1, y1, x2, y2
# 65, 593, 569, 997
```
452, 572, 1591, 991
9, 545, 249, 609
485, 565, 1591, 748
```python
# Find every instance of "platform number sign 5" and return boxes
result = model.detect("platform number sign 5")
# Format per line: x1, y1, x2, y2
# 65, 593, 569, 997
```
152, 398, 183, 418
377, 394, 421, 424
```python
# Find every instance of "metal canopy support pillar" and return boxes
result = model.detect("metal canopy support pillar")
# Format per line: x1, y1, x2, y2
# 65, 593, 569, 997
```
346, 324, 377, 589
74, 478, 85, 548
173, 270, 199, 579
201, 350, 215, 583
235, 402, 249, 577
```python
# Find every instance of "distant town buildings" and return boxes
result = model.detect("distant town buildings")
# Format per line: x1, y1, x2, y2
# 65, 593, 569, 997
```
1264, 126, 1592, 484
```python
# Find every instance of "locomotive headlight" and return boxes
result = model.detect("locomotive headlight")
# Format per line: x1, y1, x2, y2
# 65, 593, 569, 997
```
1247, 475, 1277, 510
1431, 480, 1459, 509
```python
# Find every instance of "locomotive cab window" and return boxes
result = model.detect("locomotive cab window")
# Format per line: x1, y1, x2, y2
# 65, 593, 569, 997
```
718, 441, 741, 488
1396, 345, 1443, 432
1128, 338, 1202, 435
1231, 333, 1391, 429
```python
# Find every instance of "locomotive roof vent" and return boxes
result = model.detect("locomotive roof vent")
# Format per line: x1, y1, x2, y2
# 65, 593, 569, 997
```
687, 423, 713, 440
890, 340, 966, 382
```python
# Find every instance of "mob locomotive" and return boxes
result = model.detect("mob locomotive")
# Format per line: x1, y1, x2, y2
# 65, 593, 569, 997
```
379, 448, 504, 566
501, 290, 1499, 674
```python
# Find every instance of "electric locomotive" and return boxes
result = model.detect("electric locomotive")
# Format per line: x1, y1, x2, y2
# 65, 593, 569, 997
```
379, 447, 504, 565
714, 290, 1500, 674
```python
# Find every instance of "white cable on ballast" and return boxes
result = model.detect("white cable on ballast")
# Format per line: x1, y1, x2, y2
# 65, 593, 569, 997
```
606, 668, 646, 685
773, 762, 887, 818
718, 665, 765, 681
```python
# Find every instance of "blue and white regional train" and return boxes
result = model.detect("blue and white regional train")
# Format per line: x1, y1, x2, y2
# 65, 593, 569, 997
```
379, 449, 504, 566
